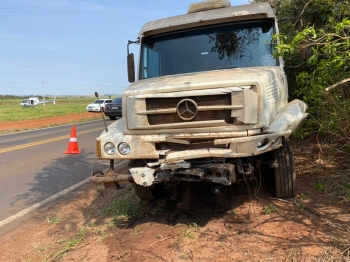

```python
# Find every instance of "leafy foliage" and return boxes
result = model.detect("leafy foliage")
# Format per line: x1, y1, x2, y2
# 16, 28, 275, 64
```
253, 0, 350, 150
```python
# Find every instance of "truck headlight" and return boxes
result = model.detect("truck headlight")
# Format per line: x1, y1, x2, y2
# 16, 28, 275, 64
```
257, 138, 269, 150
118, 142, 130, 155
271, 137, 280, 146
104, 142, 116, 155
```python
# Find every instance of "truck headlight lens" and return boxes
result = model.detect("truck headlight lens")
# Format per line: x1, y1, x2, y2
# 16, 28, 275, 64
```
118, 142, 130, 155
104, 142, 116, 155
271, 137, 280, 146
257, 138, 269, 150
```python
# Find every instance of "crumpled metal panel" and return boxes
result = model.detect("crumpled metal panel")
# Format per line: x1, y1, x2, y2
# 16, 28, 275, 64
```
160, 161, 191, 171
155, 162, 235, 185
129, 167, 156, 186
264, 99, 308, 133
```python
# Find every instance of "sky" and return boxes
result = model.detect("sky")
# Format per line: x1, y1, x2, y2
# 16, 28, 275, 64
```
0, 0, 249, 97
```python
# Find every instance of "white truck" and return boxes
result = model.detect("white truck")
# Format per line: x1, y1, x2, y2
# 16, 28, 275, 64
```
92, 0, 308, 200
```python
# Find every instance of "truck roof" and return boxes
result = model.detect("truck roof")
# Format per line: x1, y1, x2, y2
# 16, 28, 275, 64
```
138, 2, 276, 38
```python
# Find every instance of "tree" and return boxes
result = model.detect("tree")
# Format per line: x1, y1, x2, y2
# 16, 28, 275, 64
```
252, 0, 350, 149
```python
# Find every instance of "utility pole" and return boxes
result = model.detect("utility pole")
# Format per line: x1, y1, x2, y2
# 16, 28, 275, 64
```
42, 82, 45, 100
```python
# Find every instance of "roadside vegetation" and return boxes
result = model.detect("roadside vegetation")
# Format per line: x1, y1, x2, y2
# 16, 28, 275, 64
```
0, 95, 97, 106
0, 104, 89, 123
255, 0, 350, 153
0, 96, 108, 123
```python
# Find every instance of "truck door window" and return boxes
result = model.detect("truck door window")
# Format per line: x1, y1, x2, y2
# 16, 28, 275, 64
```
141, 46, 160, 78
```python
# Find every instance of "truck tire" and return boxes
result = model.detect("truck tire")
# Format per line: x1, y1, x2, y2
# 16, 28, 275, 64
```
133, 183, 163, 200
273, 139, 296, 198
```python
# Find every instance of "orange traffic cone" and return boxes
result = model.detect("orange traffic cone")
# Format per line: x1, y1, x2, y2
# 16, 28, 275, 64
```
65, 125, 81, 154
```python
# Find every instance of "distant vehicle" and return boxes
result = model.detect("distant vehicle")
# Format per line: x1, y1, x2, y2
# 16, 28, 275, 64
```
86, 99, 112, 112
21, 97, 56, 107
20, 99, 28, 106
104, 97, 122, 120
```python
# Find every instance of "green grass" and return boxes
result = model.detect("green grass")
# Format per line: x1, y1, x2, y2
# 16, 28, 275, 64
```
263, 204, 277, 215
0, 104, 88, 123
52, 227, 88, 260
179, 222, 200, 238
314, 182, 327, 193
45, 214, 62, 224
0, 97, 104, 106
0, 97, 121, 123
103, 188, 144, 227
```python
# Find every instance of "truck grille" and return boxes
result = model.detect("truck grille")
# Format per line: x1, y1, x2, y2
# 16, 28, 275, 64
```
146, 94, 232, 125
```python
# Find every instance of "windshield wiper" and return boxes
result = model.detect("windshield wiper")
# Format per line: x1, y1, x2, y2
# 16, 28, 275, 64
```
218, 66, 238, 69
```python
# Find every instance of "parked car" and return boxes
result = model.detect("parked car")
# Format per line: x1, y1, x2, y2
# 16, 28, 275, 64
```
20, 99, 28, 106
104, 97, 122, 120
86, 99, 112, 112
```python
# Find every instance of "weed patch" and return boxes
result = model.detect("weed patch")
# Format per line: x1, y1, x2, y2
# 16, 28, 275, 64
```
314, 182, 326, 193
263, 204, 277, 215
45, 214, 61, 224
103, 188, 144, 226
179, 222, 200, 239
313, 170, 350, 205
51, 227, 88, 260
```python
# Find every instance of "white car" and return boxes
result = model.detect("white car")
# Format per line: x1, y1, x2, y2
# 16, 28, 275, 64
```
86, 99, 112, 112
20, 99, 28, 106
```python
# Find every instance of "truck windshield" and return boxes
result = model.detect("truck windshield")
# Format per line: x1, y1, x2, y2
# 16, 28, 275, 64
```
139, 20, 276, 79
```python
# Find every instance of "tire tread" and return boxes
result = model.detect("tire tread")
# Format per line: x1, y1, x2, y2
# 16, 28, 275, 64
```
133, 183, 155, 200
273, 139, 296, 198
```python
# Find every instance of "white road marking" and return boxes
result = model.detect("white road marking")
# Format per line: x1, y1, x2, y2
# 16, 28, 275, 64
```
0, 160, 127, 229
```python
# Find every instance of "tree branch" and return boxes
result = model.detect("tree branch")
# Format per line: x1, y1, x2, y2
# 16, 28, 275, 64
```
293, 0, 314, 27
325, 78, 350, 91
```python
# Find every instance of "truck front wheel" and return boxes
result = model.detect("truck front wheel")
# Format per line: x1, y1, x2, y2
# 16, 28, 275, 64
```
133, 183, 163, 200
273, 139, 296, 198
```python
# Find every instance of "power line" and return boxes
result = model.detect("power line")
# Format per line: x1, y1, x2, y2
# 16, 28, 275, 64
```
0, 60, 119, 84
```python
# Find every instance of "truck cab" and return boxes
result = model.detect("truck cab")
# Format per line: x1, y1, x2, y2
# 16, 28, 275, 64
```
92, 0, 308, 200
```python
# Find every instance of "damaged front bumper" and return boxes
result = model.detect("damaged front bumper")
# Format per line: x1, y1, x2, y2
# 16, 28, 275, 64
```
91, 159, 236, 187
92, 127, 295, 188
92, 99, 308, 188
92, 129, 294, 188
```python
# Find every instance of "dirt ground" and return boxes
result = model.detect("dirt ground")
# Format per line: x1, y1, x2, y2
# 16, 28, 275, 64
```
0, 112, 99, 133
0, 115, 349, 262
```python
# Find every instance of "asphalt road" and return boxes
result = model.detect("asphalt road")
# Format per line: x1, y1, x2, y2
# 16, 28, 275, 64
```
0, 120, 113, 232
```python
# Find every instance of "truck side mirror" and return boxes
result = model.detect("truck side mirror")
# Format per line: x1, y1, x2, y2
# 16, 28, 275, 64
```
127, 53, 135, 83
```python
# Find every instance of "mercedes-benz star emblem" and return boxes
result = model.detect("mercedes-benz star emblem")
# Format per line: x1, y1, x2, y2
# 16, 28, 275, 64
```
176, 99, 198, 121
